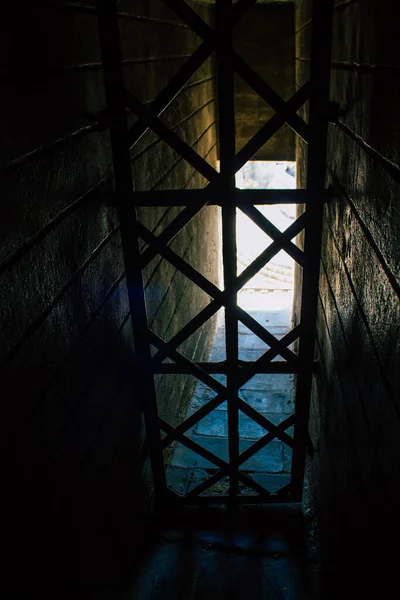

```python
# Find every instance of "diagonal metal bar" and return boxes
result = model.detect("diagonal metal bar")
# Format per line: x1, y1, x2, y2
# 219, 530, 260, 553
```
160, 418, 231, 471
188, 463, 271, 498
151, 294, 300, 376
147, 252, 301, 372
239, 204, 304, 265
128, 43, 213, 148
128, 0, 257, 148
150, 320, 299, 446
130, 0, 256, 153
238, 414, 296, 466
237, 326, 301, 387
149, 331, 227, 397
143, 222, 299, 366
140, 206, 305, 297
163, 0, 309, 146
237, 307, 300, 367
149, 332, 229, 449
162, 393, 224, 449
233, 54, 309, 142
140, 213, 305, 307
235, 83, 310, 171
232, 0, 259, 26
164, 0, 212, 40
186, 469, 226, 498
141, 200, 210, 268
238, 402, 294, 449
162, 420, 272, 503
138, 222, 222, 298
124, 89, 219, 183
156, 326, 301, 449
186, 464, 271, 499
235, 213, 307, 291
237, 471, 271, 497
152, 298, 220, 365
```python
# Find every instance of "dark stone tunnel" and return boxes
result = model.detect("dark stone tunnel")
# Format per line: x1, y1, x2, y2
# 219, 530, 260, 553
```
1, 1, 399, 598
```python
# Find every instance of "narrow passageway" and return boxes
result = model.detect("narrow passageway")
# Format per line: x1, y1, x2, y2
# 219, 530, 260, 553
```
168, 163, 297, 497
5, 1, 399, 598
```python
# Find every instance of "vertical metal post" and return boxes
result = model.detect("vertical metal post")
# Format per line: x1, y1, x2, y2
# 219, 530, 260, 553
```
215, 0, 239, 497
291, 0, 334, 498
96, 0, 166, 499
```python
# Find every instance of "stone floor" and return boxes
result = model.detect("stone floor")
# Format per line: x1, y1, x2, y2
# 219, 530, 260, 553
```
123, 505, 314, 600
168, 290, 295, 497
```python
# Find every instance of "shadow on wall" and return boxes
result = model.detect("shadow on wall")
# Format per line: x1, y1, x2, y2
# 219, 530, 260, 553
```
5, 318, 153, 597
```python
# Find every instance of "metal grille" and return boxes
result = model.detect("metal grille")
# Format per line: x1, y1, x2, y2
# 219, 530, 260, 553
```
97, 0, 334, 504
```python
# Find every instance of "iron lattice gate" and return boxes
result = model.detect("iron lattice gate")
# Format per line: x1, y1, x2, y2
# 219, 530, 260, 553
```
97, 0, 334, 504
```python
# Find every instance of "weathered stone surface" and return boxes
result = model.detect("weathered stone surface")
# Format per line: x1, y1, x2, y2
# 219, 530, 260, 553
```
2, 2, 218, 594
295, 0, 400, 597
122, 503, 313, 600
232, 3, 296, 161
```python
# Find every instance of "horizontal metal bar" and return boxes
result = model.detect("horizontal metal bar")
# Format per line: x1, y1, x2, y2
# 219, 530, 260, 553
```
132, 189, 329, 206
155, 327, 301, 450
154, 360, 298, 374
140, 217, 302, 369
149, 330, 228, 397
153, 328, 299, 449
158, 329, 300, 450
144, 233, 299, 368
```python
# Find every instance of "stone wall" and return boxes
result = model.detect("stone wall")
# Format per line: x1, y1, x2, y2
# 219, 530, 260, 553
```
233, 2, 295, 161
1, 0, 218, 593
295, 0, 400, 597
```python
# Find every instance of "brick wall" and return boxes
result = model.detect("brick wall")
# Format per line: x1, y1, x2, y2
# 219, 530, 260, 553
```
1, 0, 218, 593
295, 0, 400, 596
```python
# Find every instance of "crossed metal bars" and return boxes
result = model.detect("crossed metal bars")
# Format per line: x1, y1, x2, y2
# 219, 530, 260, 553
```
97, 0, 334, 503
137, 197, 305, 497
126, 0, 310, 180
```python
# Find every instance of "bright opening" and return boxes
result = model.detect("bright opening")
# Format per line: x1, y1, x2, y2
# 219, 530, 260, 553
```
168, 162, 297, 497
